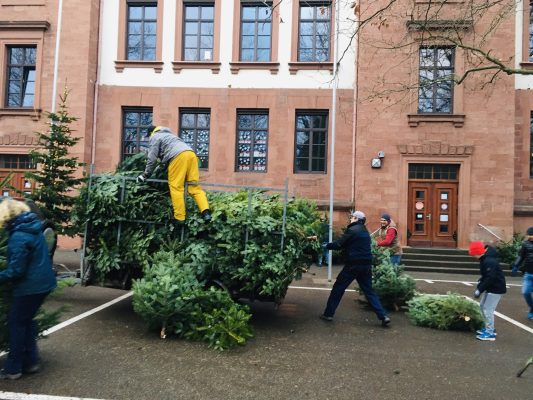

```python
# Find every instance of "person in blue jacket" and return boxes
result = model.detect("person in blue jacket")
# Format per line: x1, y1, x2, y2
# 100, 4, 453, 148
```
319, 210, 391, 327
0, 199, 56, 380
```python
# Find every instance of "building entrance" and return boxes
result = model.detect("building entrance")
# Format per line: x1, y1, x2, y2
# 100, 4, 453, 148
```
407, 164, 458, 248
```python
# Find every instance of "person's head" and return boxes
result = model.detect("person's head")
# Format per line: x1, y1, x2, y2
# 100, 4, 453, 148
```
380, 213, 391, 228
0, 198, 31, 228
147, 125, 162, 137
350, 210, 366, 224
527, 226, 533, 241
468, 241, 486, 259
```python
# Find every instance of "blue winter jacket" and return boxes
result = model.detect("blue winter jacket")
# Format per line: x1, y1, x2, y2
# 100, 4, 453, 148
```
326, 220, 373, 265
0, 212, 57, 296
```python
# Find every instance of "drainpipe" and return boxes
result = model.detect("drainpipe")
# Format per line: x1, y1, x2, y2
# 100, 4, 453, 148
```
91, 0, 104, 166
327, 0, 341, 282
351, 2, 360, 204
51, 0, 64, 113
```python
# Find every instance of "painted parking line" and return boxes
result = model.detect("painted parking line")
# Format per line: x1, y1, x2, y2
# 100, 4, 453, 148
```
0, 292, 133, 358
0, 392, 106, 400
288, 284, 533, 335
413, 278, 521, 287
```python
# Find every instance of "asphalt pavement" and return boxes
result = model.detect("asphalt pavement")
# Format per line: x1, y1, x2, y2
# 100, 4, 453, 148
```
0, 250, 531, 400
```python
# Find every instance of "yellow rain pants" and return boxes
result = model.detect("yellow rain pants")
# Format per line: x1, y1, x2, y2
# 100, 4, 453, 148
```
167, 151, 209, 221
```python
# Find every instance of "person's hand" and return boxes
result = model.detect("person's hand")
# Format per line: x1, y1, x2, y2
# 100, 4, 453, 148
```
473, 289, 481, 299
322, 242, 329, 250
307, 235, 318, 241
136, 175, 146, 183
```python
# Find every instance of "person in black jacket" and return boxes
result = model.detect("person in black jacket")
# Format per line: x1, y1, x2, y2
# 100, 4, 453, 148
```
511, 226, 533, 320
320, 211, 391, 327
468, 241, 506, 341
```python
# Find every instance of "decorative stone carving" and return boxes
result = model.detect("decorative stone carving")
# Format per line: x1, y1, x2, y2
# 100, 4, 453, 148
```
397, 141, 474, 156
0, 133, 37, 146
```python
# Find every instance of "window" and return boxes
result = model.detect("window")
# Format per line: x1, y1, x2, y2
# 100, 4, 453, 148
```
5, 46, 36, 108
0, 154, 35, 169
297, 2, 331, 62
183, 4, 214, 61
236, 111, 268, 172
418, 47, 454, 114
408, 164, 459, 180
240, 3, 272, 62
294, 111, 328, 173
179, 109, 210, 169
126, 3, 157, 60
122, 109, 153, 160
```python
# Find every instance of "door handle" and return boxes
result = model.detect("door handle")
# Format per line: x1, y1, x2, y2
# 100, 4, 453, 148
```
426, 213, 431, 221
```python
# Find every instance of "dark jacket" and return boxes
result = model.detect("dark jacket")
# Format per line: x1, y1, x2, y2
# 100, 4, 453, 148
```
326, 220, 372, 265
513, 240, 533, 274
0, 212, 56, 297
477, 246, 507, 294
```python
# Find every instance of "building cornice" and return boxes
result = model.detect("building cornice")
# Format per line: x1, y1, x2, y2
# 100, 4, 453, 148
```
0, 21, 50, 31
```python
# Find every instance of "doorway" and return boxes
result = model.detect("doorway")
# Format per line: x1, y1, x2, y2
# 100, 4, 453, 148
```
407, 164, 459, 248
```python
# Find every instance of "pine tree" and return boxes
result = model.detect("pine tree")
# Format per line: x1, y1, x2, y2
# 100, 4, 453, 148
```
26, 89, 85, 236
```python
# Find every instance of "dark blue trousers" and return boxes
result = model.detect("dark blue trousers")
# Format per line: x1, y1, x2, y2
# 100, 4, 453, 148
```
4, 292, 49, 374
323, 264, 387, 320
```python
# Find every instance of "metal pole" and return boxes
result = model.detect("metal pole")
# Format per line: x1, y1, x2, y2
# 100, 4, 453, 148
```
81, 164, 94, 282
327, 0, 341, 282
51, 0, 64, 113
280, 177, 288, 250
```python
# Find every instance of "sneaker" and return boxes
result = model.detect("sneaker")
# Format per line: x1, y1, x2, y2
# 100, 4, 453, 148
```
528, 312, 533, 320
381, 316, 391, 327
476, 328, 497, 336
201, 209, 212, 223
23, 364, 40, 374
319, 314, 333, 322
0, 369, 22, 380
476, 331, 496, 341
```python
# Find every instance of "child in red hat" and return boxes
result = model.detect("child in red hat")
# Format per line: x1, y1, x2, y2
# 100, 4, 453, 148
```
468, 241, 507, 341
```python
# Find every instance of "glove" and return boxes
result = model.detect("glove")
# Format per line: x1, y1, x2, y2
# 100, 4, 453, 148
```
321, 242, 329, 250
473, 289, 481, 299
136, 175, 146, 183
511, 264, 519, 276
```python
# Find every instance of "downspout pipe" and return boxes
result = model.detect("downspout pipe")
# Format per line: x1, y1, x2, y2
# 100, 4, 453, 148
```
51, 0, 64, 113
91, 0, 104, 166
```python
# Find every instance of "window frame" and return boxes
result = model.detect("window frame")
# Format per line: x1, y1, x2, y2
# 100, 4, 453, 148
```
296, 2, 331, 62
230, 0, 280, 74
115, 0, 164, 72
0, 21, 47, 120
121, 107, 153, 161
417, 46, 455, 115
235, 109, 269, 173
5, 46, 36, 108
293, 110, 328, 174
173, 1, 222, 73
239, 3, 272, 62
178, 108, 211, 170
289, 1, 334, 74
125, 2, 157, 61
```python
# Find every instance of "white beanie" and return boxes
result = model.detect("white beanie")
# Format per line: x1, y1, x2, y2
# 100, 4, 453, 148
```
351, 210, 366, 219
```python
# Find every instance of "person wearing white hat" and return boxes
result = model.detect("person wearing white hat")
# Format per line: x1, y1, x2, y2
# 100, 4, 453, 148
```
320, 210, 391, 327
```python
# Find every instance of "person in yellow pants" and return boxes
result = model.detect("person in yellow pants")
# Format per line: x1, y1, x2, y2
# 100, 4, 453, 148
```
137, 126, 211, 223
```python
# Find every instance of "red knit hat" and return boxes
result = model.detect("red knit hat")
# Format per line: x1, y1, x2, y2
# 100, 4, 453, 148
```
468, 241, 486, 256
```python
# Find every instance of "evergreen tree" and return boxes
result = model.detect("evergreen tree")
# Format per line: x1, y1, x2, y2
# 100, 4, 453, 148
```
26, 89, 85, 236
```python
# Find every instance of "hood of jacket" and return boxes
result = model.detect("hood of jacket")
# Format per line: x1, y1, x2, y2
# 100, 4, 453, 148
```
6, 212, 42, 235
154, 126, 173, 135
480, 245, 498, 260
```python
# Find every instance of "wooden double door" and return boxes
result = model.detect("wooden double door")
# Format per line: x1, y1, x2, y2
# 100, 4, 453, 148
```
407, 182, 458, 248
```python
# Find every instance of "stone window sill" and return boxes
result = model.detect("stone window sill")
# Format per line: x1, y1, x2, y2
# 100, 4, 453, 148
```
229, 62, 279, 75
288, 62, 333, 75
0, 108, 41, 121
172, 61, 221, 74
408, 113, 465, 127
115, 60, 164, 73
519, 62, 533, 70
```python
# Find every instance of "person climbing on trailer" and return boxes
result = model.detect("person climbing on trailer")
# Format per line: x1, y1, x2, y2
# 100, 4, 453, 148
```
137, 125, 211, 225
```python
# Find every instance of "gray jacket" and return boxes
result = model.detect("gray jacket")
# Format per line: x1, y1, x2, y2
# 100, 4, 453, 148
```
142, 127, 193, 178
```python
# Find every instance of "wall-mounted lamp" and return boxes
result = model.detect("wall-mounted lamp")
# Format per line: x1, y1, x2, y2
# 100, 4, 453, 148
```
371, 151, 385, 168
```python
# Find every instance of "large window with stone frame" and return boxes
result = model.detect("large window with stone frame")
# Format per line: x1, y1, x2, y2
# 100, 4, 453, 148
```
297, 2, 331, 62
294, 111, 328, 173
418, 47, 454, 114
235, 110, 268, 172
529, 0, 533, 61
5, 46, 36, 108
122, 108, 153, 160
126, 2, 157, 60
179, 109, 211, 170
530, 112, 533, 178
239, 3, 272, 62
182, 3, 214, 61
